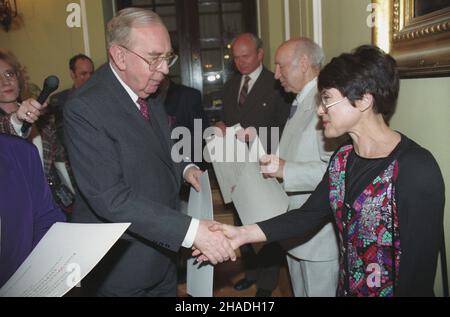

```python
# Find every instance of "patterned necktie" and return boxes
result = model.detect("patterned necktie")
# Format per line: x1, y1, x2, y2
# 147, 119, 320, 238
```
238, 75, 251, 107
137, 98, 150, 121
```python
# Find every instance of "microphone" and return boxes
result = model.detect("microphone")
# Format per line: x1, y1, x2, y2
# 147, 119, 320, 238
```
21, 75, 60, 134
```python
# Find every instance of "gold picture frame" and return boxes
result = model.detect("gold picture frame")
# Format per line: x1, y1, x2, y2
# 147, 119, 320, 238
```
372, 0, 450, 78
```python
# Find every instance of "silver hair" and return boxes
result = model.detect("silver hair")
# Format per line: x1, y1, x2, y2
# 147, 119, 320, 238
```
106, 8, 164, 49
293, 37, 325, 68
231, 33, 263, 51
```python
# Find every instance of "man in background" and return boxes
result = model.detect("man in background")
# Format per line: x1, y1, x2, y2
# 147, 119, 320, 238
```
51, 54, 94, 146
261, 38, 340, 297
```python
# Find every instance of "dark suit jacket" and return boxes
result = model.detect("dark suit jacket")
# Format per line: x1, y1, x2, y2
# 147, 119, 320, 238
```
63, 64, 192, 294
221, 67, 292, 152
161, 81, 207, 163
50, 88, 74, 146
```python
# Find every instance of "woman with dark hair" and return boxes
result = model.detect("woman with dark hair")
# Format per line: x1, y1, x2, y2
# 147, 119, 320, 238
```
204, 45, 445, 297
0, 48, 75, 214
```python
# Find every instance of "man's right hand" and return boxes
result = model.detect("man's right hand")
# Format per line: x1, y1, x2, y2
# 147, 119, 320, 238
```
192, 223, 267, 263
192, 220, 237, 265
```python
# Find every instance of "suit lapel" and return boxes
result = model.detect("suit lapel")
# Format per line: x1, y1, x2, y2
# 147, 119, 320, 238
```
148, 95, 173, 155
229, 76, 242, 111
282, 89, 317, 150
239, 68, 270, 120
103, 66, 175, 173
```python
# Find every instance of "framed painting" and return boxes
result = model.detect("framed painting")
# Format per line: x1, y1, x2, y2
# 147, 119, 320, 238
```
372, 0, 450, 78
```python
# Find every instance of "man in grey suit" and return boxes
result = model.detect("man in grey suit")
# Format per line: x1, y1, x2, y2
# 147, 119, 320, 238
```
64, 8, 235, 297
261, 38, 339, 297
215, 33, 292, 297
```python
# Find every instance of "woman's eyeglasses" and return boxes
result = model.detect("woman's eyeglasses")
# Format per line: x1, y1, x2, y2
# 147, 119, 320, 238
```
319, 97, 347, 114
0, 70, 17, 82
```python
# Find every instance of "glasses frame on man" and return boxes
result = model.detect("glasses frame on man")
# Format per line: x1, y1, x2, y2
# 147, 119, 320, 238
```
0, 70, 17, 83
319, 97, 347, 114
119, 45, 178, 70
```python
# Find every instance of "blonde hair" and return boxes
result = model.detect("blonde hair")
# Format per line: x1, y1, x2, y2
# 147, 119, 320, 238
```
106, 8, 164, 49
0, 48, 29, 99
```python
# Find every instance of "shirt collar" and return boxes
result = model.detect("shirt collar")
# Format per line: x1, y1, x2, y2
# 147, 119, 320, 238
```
295, 77, 318, 105
110, 63, 139, 106
244, 64, 263, 83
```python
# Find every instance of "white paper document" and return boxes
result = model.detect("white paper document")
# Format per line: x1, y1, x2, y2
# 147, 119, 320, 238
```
205, 127, 240, 204
231, 164, 289, 225
207, 124, 289, 224
0, 222, 130, 297
186, 171, 214, 297
206, 124, 267, 204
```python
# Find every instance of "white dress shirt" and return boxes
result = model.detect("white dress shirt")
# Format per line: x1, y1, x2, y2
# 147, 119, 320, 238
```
237, 64, 263, 103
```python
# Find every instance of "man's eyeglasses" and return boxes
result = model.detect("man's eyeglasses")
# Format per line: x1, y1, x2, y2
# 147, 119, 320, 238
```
120, 45, 178, 70
319, 97, 347, 114
0, 70, 17, 82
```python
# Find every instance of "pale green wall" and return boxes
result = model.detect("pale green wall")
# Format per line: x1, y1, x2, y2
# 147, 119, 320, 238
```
84, 0, 109, 68
259, 0, 314, 71
260, 0, 285, 70
289, 0, 314, 40
322, 0, 372, 62
0, 0, 108, 91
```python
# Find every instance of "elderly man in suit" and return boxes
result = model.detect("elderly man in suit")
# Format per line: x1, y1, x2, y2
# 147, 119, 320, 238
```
260, 38, 340, 297
215, 33, 292, 297
64, 8, 235, 297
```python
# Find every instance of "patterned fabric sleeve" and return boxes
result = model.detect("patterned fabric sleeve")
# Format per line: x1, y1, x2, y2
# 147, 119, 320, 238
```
0, 113, 19, 136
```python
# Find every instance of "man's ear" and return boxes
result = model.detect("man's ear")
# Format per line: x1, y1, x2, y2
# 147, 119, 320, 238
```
257, 48, 264, 62
109, 45, 126, 71
299, 54, 309, 73
70, 70, 76, 80
356, 93, 374, 112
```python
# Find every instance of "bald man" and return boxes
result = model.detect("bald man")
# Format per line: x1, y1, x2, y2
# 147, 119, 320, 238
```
261, 38, 340, 297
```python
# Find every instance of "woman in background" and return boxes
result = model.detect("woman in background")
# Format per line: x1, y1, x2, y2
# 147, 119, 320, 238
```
0, 48, 75, 214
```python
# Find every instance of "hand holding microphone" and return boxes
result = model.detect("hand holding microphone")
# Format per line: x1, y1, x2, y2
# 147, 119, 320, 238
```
17, 76, 59, 134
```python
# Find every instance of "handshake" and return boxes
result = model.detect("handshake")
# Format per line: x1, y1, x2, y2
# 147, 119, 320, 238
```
185, 152, 282, 265
191, 220, 267, 265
